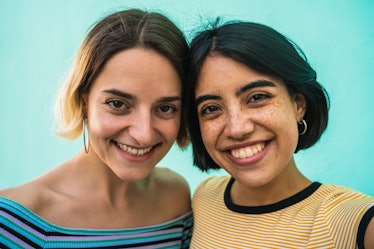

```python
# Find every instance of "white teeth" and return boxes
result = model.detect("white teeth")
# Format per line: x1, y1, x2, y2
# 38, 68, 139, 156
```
245, 147, 253, 158
231, 143, 265, 159
239, 150, 246, 159
116, 142, 152, 156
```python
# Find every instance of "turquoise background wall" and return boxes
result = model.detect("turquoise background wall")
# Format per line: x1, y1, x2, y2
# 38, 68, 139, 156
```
1, 0, 373, 196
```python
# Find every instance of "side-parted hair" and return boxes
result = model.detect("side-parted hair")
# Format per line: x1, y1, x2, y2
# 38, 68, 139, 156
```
186, 20, 330, 171
54, 9, 189, 147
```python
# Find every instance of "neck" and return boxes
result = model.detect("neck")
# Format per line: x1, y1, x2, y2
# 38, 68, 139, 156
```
56, 150, 152, 207
230, 162, 311, 206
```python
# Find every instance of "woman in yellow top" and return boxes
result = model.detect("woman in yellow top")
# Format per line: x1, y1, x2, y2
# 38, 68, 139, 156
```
186, 20, 373, 248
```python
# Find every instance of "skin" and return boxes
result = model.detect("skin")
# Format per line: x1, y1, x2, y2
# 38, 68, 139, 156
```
195, 54, 311, 206
0, 47, 191, 229
195, 54, 374, 248
365, 220, 374, 248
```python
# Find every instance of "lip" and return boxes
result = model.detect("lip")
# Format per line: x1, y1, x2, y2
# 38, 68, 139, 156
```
224, 140, 271, 166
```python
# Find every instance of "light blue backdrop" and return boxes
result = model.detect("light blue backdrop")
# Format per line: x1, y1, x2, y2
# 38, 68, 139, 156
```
1, 0, 373, 195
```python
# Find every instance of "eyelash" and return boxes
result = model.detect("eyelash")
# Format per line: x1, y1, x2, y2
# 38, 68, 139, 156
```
157, 105, 178, 116
199, 93, 271, 117
105, 100, 178, 117
106, 100, 129, 112
200, 105, 220, 116
248, 93, 270, 103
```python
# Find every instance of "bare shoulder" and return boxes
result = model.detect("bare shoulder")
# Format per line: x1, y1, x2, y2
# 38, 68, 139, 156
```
0, 180, 45, 212
151, 167, 191, 214
0, 165, 65, 213
152, 167, 190, 193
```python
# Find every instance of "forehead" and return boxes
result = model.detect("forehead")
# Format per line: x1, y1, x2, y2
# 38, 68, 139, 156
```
196, 55, 282, 95
91, 47, 182, 94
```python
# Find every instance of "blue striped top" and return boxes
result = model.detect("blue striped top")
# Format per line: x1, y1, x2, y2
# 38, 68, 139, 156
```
0, 197, 193, 248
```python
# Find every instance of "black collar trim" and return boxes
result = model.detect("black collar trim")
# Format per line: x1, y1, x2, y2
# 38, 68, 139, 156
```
224, 177, 321, 214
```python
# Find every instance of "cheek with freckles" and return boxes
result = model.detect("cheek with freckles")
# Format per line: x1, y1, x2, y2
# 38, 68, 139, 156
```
200, 123, 213, 146
270, 98, 300, 149
199, 121, 222, 163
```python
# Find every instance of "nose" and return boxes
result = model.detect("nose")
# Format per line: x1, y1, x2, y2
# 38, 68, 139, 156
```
128, 109, 155, 146
224, 108, 254, 139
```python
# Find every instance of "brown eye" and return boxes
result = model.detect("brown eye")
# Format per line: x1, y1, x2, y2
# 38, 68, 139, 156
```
105, 100, 129, 113
249, 94, 269, 102
156, 104, 178, 119
159, 105, 175, 114
201, 105, 219, 115
109, 100, 125, 109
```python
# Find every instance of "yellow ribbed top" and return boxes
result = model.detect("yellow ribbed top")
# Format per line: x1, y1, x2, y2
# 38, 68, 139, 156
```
191, 176, 373, 249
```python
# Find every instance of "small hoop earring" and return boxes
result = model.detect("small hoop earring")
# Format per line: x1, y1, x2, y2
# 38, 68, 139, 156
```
83, 118, 90, 153
298, 119, 307, 136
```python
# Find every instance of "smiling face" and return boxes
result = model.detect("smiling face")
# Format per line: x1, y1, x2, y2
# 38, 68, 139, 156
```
195, 55, 306, 188
84, 47, 182, 181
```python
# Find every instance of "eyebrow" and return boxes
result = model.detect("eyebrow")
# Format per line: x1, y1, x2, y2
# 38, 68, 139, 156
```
195, 80, 276, 106
195, 94, 221, 107
103, 89, 134, 99
103, 89, 181, 102
159, 96, 182, 102
235, 80, 276, 97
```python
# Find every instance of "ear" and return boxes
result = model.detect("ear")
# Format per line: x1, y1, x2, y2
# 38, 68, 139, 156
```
293, 93, 307, 121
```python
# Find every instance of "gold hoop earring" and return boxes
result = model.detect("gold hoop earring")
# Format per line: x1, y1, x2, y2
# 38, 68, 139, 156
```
83, 118, 90, 153
298, 119, 307, 136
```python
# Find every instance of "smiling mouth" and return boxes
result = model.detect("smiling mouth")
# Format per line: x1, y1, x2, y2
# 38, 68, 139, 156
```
230, 142, 266, 159
116, 142, 153, 156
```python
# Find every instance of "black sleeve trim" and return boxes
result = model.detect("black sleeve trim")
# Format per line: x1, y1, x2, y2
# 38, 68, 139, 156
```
357, 205, 374, 249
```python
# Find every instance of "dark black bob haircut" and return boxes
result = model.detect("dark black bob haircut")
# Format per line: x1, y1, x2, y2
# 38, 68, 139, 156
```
185, 20, 330, 172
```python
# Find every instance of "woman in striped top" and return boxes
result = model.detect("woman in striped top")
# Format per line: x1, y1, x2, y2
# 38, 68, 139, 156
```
0, 9, 192, 248
185, 20, 374, 248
